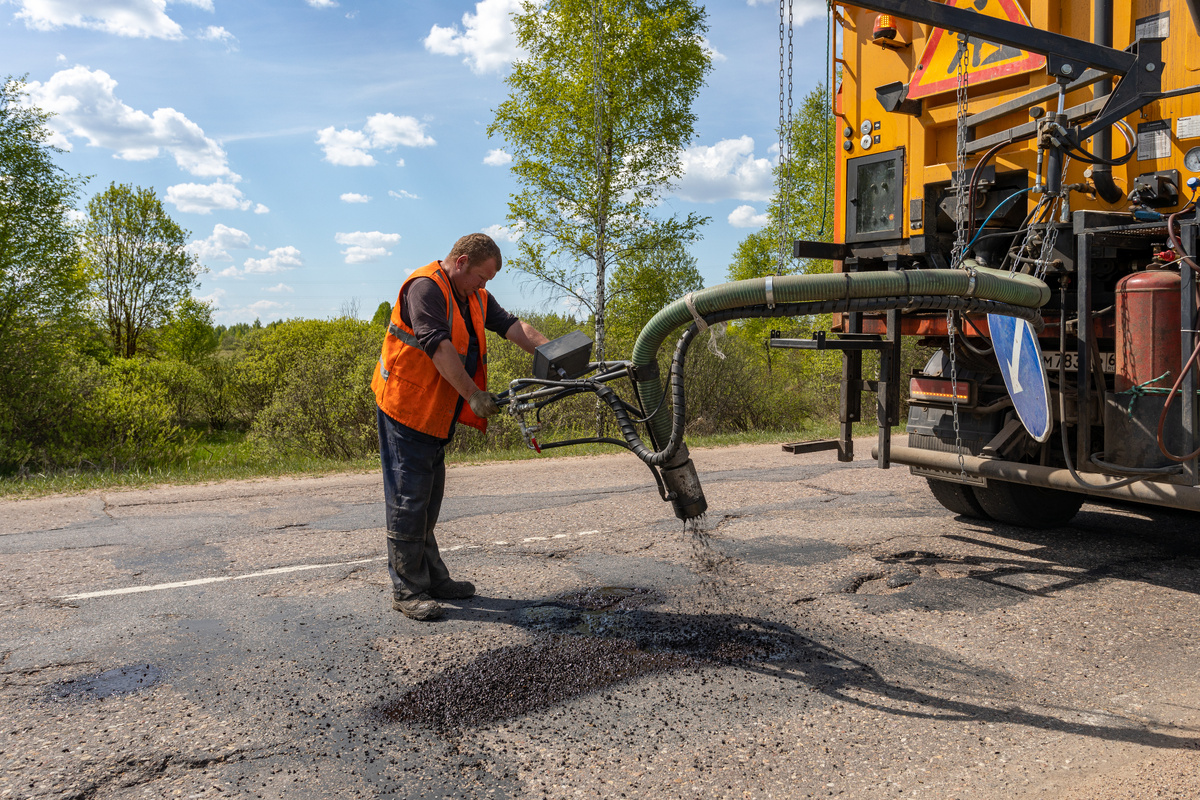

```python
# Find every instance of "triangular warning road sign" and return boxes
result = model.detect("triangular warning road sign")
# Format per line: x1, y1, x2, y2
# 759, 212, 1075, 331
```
908, 0, 1047, 100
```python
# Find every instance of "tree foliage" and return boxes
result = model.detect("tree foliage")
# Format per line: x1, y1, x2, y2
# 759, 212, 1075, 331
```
0, 76, 88, 343
489, 0, 712, 362
606, 236, 702, 350
370, 300, 392, 327
729, 83, 835, 284
160, 296, 218, 365
83, 182, 201, 358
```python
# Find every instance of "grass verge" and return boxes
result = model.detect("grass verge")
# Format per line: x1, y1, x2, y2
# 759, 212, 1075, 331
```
0, 420, 889, 501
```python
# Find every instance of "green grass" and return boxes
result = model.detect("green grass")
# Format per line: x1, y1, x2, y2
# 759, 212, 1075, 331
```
0, 420, 891, 500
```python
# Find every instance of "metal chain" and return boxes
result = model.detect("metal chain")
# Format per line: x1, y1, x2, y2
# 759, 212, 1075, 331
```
948, 33, 970, 478
1034, 159, 1071, 280
947, 310, 966, 476
951, 33, 970, 267
776, 0, 795, 275
777, 0, 787, 275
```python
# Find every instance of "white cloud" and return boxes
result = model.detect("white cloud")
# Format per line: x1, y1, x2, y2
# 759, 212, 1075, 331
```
55, 52, 67, 62
745, 0, 826, 25
316, 112, 434, 166
253, 203, 269, 214
198, 25, 236, 48
306, 0, 337, 7
728, 205, 770, 228
395, 158, 405, 167
187, 223, 252, 262
27, 67, 235, 179
316, 126, 374, 166
365, 113, 436, 148
243, 246, 303, 274
166, 181, 251, 214
265, 283, 294, 293
482, 222, 523, 243
13, 0, 193, 38
388, 189, 420, 200
335, 231, 401, 264
424, 0, 523, 74
673, 137, 773, 203
340, 192, 371, 203
483, 148, 512, 166
247, 299, 284, 316
195, 287, 226, 306
701, 37, 726, 63
217, 246, 301, 278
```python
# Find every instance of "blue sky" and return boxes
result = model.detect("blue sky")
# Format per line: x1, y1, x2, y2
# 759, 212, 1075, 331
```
2, 0, 830, 324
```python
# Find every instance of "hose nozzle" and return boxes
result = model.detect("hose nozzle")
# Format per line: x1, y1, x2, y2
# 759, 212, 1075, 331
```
660, 445, 707, 521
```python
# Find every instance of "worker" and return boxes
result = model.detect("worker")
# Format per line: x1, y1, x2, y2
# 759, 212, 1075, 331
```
372, 233, 549, 621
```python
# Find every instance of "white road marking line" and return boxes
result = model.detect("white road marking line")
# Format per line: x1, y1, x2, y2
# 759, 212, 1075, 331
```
59, 557, 385, 601
60, 528, 608, 601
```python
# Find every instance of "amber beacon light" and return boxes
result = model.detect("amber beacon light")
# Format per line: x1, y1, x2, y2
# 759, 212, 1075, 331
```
873, 14, 897, 41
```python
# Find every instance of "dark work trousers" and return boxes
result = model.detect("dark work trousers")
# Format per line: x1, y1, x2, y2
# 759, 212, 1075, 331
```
376, 341, 477, 600
377, 406, 451, 601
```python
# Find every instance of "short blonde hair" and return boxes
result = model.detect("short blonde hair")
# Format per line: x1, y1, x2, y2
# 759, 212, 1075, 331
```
448, 233, 502, 271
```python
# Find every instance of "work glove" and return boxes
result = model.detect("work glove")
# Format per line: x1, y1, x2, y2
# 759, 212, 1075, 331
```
468, 389, 500, 419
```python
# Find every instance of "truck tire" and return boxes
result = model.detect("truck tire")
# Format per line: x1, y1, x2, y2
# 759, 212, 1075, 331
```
972, 480, 1084, 528
925, 478, 988, 518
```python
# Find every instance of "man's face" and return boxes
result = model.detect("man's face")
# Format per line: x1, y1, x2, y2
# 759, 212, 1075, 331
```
448, 256, 498, 298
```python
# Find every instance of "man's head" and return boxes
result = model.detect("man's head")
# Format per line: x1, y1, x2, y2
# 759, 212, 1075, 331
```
444, 233, 501, 299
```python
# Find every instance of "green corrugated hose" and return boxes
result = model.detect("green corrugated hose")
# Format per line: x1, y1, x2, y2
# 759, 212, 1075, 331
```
631, 267, 1050, 449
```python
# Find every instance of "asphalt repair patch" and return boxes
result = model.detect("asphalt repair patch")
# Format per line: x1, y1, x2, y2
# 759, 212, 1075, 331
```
46, 663, 164, 701
375, 586, 852, 731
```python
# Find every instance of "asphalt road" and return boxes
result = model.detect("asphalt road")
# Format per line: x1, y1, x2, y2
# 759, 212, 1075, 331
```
2, 441, 1200, 799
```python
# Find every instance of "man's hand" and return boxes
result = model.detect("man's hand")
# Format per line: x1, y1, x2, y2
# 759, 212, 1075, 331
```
468, 389, 500, 419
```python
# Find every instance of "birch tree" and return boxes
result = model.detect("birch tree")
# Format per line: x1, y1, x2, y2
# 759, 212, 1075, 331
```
489, 0, 712, 364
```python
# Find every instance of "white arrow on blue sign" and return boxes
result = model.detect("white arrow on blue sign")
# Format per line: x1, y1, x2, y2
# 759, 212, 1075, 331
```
987, 313, 1052, 442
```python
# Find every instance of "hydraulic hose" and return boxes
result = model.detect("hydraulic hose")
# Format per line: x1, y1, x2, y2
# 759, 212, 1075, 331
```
630, 269, 1050, 453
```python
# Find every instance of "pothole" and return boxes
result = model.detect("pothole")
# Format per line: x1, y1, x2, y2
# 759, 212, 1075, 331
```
47, 663, 164, 701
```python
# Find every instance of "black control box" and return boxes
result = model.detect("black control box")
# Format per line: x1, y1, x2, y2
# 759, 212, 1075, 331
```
533, 331, 593, 380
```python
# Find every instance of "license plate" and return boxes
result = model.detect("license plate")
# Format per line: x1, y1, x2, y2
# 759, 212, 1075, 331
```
1042, 351, 1115, 373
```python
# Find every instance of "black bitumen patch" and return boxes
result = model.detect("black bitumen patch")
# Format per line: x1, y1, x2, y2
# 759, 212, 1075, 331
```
46, 663, 164, 700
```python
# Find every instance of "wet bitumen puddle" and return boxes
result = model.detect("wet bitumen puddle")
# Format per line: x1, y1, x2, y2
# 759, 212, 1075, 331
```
375, 586, 831, 731
45, 663, 164, 701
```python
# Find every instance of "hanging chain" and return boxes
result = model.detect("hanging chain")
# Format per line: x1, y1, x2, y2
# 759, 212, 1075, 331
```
777, 0, 792, 276
818, 1, 832, 239
951, 33, 970, 267
947, 33, 970, 479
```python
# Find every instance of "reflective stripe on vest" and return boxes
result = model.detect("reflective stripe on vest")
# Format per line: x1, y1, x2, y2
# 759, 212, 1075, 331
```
378, 355, 390, 381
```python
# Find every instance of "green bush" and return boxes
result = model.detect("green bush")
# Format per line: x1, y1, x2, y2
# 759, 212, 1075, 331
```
0, 338, 195, 474
82, 358, 195, 469
248, 318, 382, 458
137, 358, 206, 427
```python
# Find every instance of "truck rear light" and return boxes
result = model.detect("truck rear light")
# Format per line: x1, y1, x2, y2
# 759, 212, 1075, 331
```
910, 376, 974, 407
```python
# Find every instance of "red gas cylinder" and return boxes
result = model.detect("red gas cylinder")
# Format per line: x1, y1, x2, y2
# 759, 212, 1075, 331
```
1115, 268, 1181, 392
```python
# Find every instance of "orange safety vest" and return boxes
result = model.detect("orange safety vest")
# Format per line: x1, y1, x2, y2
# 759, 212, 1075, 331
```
372, 261, 490, 437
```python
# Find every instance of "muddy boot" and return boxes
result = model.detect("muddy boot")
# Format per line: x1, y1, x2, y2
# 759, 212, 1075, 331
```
429, 578, 475, 599
392, 594, 443, 621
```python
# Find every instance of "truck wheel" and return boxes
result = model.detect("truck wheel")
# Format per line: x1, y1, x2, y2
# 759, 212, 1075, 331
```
925, 478, 988, 518
972, 481, 1084, 528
